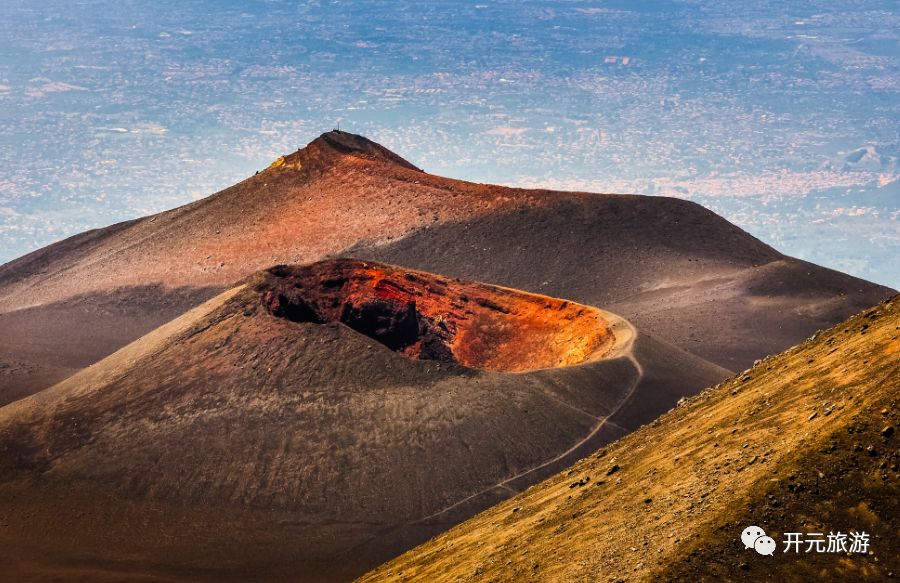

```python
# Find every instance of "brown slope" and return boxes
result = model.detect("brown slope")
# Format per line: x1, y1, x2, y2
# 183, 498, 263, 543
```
0, 260, 727, 583
359, 296, 900, 583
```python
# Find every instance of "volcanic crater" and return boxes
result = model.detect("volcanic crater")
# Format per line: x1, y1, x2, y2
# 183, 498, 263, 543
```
259, 259, 614, 371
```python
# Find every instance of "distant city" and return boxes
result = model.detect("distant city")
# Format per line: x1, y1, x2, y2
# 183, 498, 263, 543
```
0, 0, 897, 286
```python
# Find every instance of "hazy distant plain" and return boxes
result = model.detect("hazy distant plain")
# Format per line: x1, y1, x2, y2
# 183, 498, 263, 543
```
0, 0, 897, 286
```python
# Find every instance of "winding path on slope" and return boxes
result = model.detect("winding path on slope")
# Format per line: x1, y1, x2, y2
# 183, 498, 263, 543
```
416, 310, 642, 523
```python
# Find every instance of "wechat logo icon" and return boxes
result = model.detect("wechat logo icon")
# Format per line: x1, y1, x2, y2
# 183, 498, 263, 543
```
741, 526, 776, 556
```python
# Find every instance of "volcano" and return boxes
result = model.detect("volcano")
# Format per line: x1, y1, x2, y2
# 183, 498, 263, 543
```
0, 131, 896, 581
0, 261, 726, 582
0, 131, 893, 404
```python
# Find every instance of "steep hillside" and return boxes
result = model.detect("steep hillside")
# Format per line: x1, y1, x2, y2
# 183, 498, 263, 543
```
0, 260, 727, 582
360, 296, 900, 582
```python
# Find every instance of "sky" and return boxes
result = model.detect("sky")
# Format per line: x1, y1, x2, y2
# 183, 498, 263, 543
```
0, 0, 897, 287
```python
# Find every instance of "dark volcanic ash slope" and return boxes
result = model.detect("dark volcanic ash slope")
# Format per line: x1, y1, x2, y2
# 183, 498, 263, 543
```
352, 197, 894, 371
0, 131, 893, 402
360, 296, 900, 583
0, 260, 727, 583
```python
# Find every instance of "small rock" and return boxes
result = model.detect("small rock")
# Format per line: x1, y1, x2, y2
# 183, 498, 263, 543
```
882, 426, 895, 438
607, 464, 620, 476
739, 562, 750, 570
808, 411, 818, 421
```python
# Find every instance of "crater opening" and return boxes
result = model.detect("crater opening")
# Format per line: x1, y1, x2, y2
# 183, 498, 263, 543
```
260, 259, 614, 372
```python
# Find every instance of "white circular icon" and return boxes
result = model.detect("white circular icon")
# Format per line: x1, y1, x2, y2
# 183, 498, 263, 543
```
754, 535, 777, 556
741, 525, 766, 549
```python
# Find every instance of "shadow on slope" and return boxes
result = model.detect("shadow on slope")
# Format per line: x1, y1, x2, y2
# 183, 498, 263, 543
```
0, 284, 220, 406
350, 197, 894, 369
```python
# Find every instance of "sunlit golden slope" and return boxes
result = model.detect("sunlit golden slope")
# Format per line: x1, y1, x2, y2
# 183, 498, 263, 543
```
360, 296, 900, 582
